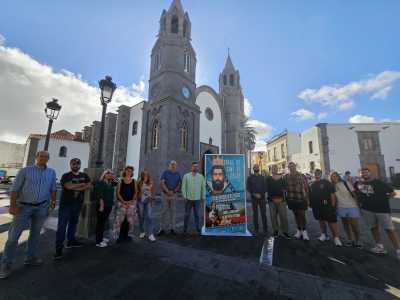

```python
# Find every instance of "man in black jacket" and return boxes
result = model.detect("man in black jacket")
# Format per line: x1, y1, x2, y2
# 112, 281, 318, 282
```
247, 164, 268, 235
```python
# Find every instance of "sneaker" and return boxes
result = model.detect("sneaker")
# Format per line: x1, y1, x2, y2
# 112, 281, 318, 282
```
354, 241, 363, 249
24, 257, 44, 266
334, 237, 342, 247
302, 230, 310, 241
282, 232, 291, 239
0, 264, 11, 279
66, 240, 84, 249
318, 233, 327, 242
157, 229, 165, 237
53, 249, 63, 260
344, 240, 353, 247
148, 234, 156, 242
294, 230, 302, 239
96, 241, 108, 248
170, 229, 176, 235
139, 232, 146, 239
370, 244, 387, 255
103, 238, 110, 243
273, 231, 279, 238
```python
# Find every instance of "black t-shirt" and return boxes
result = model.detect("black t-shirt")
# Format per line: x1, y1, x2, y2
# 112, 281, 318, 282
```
266, 176, 285, 201
310, 179, 335, 208
60, 172, 91, 204
354, 179, 393, 213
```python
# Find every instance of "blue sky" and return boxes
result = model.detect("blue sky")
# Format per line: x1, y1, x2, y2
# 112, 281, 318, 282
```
0, 0, 399, 145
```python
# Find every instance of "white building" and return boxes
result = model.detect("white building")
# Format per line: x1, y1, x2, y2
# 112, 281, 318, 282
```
0, 141, 26, 176
23, 130, 90, 180
291, 123, 400, 179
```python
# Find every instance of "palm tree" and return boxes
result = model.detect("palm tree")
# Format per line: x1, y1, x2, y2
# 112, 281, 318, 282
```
241, 118, 257, 173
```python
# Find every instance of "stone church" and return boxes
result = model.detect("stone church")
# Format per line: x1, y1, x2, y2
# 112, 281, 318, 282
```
87, 0, 246, 179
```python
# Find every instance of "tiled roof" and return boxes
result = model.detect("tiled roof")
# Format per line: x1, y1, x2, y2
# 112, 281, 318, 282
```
29, 130, 85, 142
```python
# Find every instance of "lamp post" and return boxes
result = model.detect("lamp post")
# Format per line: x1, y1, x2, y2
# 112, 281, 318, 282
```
44, 98, 62, 151
96, 76, 116, 168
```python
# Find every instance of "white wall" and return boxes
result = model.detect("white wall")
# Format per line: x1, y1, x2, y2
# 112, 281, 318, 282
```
196, 90, 222, 151
286, 132, 301, 158
126, 102, 144, 171
36, 138, 89, 180
0, 141, 25, 167
326, 123, 400, 177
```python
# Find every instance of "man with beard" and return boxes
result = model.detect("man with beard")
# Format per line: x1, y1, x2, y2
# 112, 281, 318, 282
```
354, 167, 400, 259
207, 157, 235, 195
54, 158, 91, 259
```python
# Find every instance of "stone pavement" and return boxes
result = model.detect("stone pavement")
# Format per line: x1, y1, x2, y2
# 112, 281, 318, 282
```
0, 185, 399, 299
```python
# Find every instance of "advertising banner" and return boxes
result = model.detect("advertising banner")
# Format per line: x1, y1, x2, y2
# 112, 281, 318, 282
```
202, 154, 251, 236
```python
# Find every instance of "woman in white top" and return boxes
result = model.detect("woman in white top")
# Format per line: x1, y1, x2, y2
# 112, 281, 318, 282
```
330, 172, 362, 248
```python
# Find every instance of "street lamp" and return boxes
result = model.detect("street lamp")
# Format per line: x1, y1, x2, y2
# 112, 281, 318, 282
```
96, 76, 116, 167
44, 98, 62, 151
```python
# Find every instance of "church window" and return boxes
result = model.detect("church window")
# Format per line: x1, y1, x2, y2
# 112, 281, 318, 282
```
209, 137, 213, 145
184, 52, 191, 73
59, 146, 67, 158
132, 121, 138, 136
151, 120, 160, 149
180, 122, 188, 151
183, 20, 188, 37
154, 52, 161, 71
205, 107, 214, 121
171, 15, 179, 34
223, 75, 227, 86
162, 17, 167, 33
229, 74, 235, 86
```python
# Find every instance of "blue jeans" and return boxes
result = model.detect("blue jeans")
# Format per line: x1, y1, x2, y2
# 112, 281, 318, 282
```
137, 200, 154, 235
1, 203, 48, 266
55, 201, 83, 249
183, 200, 201, 232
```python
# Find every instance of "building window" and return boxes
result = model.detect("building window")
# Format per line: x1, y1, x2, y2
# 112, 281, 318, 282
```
180, 122, 188, 151
310, 161, 315, 173
267, 150, 271, 162
154, 52, 161, 71
209, 137, 213, 145
223, 75, 227, 86
162, 17, 167, 33
205, 107, 214, 121
184, 52, 191, 73
59, 146, 67, 157
171, 15, 179, 34
308, 141, 313, 154
151, 120, 159, 149
183, 20, 188, 37
132, 121, 138, 136
229, 74, 235, 86
281, 143, 285, 159
273, 147, 277, 161
363, 138, 373, 150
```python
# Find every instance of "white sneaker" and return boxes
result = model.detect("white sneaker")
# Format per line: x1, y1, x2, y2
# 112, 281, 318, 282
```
294, 230, 302, 239
334, 237, 342, 247
103, 238, 110, 243
302, 230, 310, 241
370, 244, 387, 254
148, 234, 156, 242
139, 232, 146, 239
318, 234, 327, 242
96, 241, 108, 248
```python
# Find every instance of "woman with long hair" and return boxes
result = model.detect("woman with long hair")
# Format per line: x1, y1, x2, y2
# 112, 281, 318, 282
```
95, 169, 116, 247
330, 171, 362, 248
113, 166, 138, 241
137, 170, 156, 242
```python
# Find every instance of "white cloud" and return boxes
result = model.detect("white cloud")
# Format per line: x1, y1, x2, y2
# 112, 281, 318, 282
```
349, 114, 376, 123
0, 34, 5, 46
298, 70, 400, 109
244, 98, 252, 117
0, 44, 145, 144
291, 109, 315, 121
247, 119, 273, 152
317, 112, 328, 120
381, 118, 400, 123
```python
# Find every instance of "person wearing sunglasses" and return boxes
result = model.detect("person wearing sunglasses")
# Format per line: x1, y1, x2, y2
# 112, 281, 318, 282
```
54, 158, 91, 260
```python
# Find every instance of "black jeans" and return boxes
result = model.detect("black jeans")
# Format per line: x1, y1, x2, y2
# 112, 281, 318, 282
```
96, 206, 112, 244
251, 196, 268, 233
56, 201, 83, 250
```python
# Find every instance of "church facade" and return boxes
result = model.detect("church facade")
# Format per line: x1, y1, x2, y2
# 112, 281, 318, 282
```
90, 0, 246, 180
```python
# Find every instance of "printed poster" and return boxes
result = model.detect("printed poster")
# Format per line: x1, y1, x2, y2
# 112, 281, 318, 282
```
202, 154, 251, 236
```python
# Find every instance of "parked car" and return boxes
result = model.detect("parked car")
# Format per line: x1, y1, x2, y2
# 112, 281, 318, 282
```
1, 176, 15, 185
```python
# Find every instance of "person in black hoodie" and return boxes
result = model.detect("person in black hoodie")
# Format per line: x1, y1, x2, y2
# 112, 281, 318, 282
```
247, 164, 267, 235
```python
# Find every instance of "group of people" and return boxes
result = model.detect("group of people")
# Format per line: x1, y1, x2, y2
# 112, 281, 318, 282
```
1, 150, 399, 280
247, 161, 400, 259
0, 151, 206, 279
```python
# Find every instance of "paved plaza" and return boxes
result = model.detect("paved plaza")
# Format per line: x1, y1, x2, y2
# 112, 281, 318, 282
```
0, 185, 399, 299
